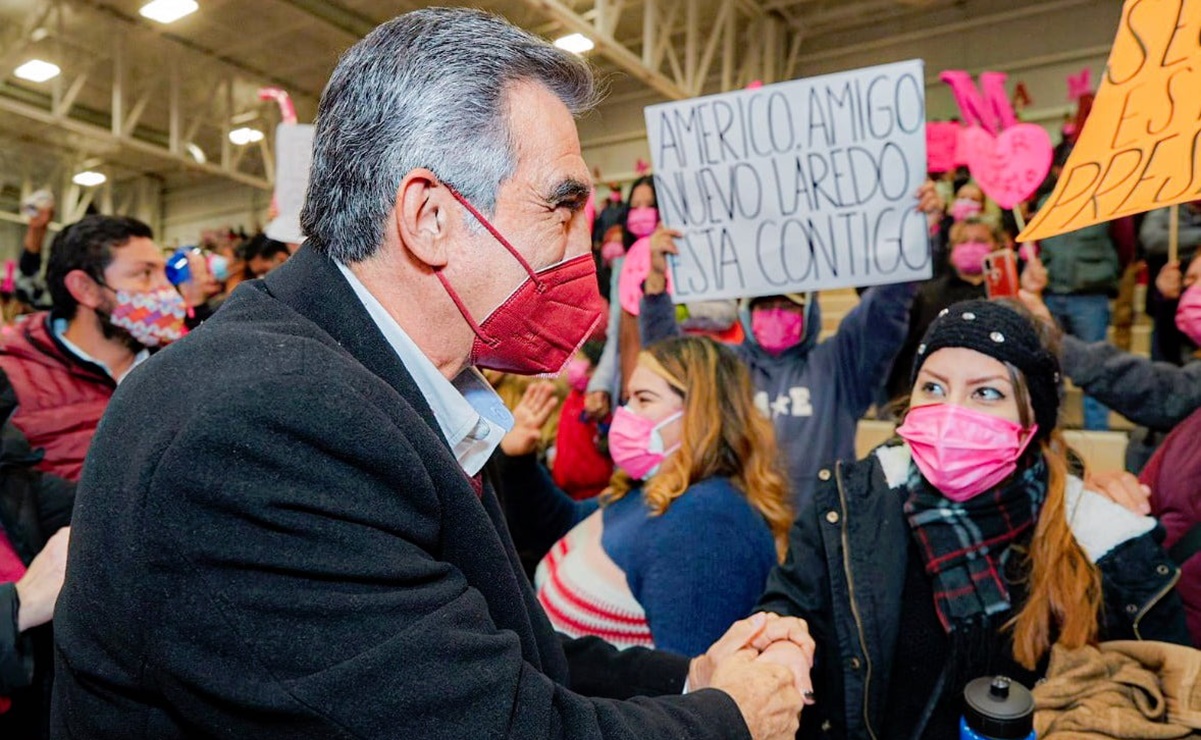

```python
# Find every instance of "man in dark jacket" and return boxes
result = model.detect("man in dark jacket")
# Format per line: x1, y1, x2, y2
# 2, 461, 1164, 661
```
0, 215, 184, 481
51, 9, 812, 739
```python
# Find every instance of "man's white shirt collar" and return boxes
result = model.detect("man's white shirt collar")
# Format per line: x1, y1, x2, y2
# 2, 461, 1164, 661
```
336, 262, 512, 477
52, 318, 149, 383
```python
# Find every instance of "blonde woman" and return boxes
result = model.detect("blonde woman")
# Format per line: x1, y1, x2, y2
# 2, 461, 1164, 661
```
532, 336, 793, 656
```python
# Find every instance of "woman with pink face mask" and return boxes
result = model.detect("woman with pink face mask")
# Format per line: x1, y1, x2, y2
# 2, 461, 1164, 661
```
534, 336, 793, 657
884, 218, 1002, 402
585, 176, 658, 424
758, 300, 1189, 740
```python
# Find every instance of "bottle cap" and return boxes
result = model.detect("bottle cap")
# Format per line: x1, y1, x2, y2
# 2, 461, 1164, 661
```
963, 676, 1034, 739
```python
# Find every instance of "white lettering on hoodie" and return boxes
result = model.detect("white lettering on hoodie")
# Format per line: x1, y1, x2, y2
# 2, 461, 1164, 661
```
755, 387, 814, 418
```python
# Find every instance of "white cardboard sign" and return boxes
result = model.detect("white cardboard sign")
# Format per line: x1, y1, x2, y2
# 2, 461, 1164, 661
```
265, 123, 315, 245
644, 59, 931, 302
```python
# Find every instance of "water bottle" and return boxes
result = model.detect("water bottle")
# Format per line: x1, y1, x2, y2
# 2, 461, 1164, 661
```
165, 247, 194, 286
960, 676, 1035, 740
20, 189, 55, 218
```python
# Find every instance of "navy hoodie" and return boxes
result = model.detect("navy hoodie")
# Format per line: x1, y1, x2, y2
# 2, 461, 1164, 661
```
640, 282, 915, 510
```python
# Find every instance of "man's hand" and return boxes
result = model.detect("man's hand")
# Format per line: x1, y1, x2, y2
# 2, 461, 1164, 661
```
710, 650, 804, 740
583, 390, 611, 421
1157, 260, 1183, 300
1020, 253, 1048, 294
756, 642, 815, 707
1085, 470, 1152, 516
688, 614, 815, 736
23, 206, 54, 254
177, 252, 220, 309
645, 225, 682, 296
499, 382, 558, 457
688, 613, 769, 690
749, 613, 816, 703
916, 180, 945, 225
27, 206, 53, 231
689, 612, 814, 691
15, 527, 70, 632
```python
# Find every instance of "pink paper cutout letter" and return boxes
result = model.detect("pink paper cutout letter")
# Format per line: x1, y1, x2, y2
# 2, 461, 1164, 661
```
939, 70, 1017, 135
1067, 69, 1093, 102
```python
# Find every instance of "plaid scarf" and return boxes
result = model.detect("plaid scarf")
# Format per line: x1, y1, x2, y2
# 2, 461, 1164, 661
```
903, 456, 1047, 632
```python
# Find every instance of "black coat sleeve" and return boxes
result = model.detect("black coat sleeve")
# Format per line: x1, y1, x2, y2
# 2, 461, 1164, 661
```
0, 583, 33, 693
1061, 335, 1201, 431
561, 635, 691, 699
33, 474, 74, 537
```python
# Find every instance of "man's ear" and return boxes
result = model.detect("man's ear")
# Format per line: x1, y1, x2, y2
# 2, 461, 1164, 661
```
63, 270, 105, 311
395, 169, 453, 269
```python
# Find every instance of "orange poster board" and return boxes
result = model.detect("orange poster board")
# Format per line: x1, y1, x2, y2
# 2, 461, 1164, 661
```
1019, 0, 1201, 242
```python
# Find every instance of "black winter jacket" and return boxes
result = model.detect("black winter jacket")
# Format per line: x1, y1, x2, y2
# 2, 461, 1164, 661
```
758, 444, 1190, 740
0, 376, 74, 740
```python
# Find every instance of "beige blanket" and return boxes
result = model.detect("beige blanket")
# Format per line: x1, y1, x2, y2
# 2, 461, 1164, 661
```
1033, 641, 1201, 739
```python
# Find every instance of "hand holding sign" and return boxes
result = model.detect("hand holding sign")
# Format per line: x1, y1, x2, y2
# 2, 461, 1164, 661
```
619, 236, 675, 315
960, 124, 1053, 210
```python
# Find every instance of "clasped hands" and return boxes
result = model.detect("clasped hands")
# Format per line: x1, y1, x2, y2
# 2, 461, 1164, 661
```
688, 611, 816, 740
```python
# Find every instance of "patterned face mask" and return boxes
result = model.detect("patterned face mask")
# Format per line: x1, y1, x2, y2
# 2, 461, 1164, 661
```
109, 286, 188, 347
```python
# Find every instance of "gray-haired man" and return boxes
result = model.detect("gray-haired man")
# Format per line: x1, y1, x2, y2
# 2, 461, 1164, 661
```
51, 8, 811, 739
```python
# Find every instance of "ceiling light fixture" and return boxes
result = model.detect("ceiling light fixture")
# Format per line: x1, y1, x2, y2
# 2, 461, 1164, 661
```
139, 0, 199, 24
73, 171, 107, 187
185, 142, 207, 164
13, 59, 60, 83
228, 127, 264, 145
553, 33, 595, 55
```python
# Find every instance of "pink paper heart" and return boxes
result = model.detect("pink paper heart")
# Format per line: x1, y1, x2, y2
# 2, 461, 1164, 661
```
960, 124, 1053, 210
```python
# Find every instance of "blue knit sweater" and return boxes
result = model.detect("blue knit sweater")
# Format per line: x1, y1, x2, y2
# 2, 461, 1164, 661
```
601, 478, 777, 655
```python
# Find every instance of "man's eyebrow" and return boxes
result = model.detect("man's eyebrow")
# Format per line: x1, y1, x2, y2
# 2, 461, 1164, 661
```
546, 178, 592, 211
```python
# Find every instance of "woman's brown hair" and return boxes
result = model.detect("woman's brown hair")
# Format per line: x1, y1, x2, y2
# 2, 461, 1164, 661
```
1003, 308, 1103, 669
603, 336, 794, 559
948, 216, 1003, 247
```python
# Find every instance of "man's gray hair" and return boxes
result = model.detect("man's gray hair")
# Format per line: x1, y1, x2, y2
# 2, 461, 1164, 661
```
299, 7, 597, 263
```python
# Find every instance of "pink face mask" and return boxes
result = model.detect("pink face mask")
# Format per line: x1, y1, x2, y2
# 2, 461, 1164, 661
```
950, 240, 993, 276
110, 287, 188, 347
626, 207, 659, 238
896, 403, 1038, 502
751, 307, 804, 355
950, 198, 983, 222
437, 186, 606, 375
608, 406, 682, 480
1176, 284, 1201, 346
564, 357, 591, 393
